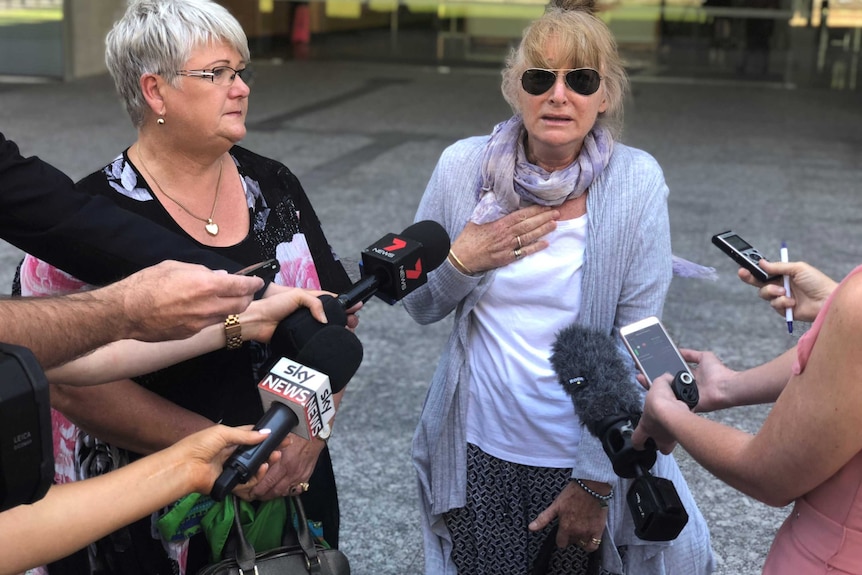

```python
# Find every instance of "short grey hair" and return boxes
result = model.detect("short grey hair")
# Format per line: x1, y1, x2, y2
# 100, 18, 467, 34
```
106, 0, 250, 127
501, 6, 629, 138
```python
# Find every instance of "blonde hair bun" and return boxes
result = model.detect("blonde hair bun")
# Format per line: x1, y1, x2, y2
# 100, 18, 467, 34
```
546, 0, 596, 14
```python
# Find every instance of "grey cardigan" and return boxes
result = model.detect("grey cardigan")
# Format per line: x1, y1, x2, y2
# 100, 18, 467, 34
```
403, 136, 714, 574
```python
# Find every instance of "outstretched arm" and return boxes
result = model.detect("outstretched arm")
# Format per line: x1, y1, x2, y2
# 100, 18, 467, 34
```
46, 287, 328, 386
1, 260, 262, 368
634, 273, 862, 507
0, 425, 272, 575
680, 346, 797, 412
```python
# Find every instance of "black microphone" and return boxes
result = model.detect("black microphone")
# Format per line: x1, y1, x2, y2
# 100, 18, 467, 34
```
210, 325, 363, 501
274, 220, 450, 358
550, 324, 689, 542
338, 219, 450, 308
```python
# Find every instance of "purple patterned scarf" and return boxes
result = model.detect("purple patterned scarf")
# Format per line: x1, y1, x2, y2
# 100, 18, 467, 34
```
470, 115, 614, 225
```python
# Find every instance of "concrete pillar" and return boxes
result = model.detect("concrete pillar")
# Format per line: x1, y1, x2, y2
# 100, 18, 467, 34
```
63, 0, 125, 79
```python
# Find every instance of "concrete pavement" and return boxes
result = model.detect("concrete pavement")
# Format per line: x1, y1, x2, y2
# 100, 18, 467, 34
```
1, 56, 861, 574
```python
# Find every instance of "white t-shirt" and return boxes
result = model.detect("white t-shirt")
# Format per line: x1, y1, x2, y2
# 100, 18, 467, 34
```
465, 214, 587, 468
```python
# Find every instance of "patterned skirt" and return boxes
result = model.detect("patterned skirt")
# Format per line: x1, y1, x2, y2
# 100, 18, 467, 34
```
444, 443, 601, 575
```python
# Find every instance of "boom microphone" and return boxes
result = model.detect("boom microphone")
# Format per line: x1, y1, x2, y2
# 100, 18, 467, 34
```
550, 324, 688, 541
274, 220, 450, 358
210, 325, 363, 501
550, 324, 644, 442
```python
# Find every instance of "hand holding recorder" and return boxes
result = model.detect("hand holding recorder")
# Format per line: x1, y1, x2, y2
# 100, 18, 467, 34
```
737, 259, 837, 323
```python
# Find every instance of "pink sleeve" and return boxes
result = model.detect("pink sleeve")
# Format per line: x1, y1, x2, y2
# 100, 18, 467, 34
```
19, 254, 93, 297
793, 264, 862, 375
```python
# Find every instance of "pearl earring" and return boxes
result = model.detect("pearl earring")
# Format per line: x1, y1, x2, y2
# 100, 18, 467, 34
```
157, 117, 165, 125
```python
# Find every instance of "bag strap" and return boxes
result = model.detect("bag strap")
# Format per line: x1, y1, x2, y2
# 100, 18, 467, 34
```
229, 496, 258, 574
227, 495, 325, 575
529, 524, 558, 575
291, 495, 322, 573
529, 523, 602, 575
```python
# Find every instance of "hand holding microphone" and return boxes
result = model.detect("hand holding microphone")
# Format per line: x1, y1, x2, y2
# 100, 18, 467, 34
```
550, 324, 689, 541
631, 373, 695, 456
210, 325, 363, 501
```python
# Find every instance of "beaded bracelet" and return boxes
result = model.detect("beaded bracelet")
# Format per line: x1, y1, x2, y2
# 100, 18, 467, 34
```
572, 478, 613, 508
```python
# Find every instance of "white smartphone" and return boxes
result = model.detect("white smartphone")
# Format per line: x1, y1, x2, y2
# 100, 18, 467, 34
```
620, 316, 693, 387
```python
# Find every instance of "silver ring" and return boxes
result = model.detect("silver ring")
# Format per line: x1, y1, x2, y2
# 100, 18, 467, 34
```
590, 537, 602, 546
516, 235, 523, 249
514, 248, 523, 259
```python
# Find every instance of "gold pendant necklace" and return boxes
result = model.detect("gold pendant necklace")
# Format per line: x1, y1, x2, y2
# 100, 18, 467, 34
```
136, 147, 223, 236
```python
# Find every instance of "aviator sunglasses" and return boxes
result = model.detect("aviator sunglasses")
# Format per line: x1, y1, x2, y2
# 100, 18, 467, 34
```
520, 68, 602, 96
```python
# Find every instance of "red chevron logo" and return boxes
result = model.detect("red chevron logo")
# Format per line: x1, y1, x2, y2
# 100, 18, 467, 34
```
383, 238, 407, 251
406, 259, 423, 280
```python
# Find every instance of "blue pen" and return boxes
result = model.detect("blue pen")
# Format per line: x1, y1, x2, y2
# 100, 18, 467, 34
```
780, 242, 793, 334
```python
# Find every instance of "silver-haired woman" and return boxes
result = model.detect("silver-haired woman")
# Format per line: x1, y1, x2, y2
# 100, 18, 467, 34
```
17, 1, 354, 573
403, 0, 714, 573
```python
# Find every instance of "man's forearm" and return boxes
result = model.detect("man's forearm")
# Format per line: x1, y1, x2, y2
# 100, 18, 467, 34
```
0, 291, 124, 368
52, 379, 213, 455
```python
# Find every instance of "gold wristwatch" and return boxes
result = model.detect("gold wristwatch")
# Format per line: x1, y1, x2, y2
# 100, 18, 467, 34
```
224, 314, 242, 350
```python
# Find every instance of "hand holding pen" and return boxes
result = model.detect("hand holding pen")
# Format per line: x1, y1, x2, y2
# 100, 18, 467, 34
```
738, 258, 838, 323
780, 243, 793, 333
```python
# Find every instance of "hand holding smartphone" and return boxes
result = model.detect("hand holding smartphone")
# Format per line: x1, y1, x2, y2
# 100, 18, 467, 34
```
620, 316, 698, 409
235, 258, 280, 281
711, 230, 780, 283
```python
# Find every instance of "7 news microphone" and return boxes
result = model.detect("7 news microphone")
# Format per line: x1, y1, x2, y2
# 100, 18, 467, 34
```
210, 325, 363, 501
274, 220, 450, 358
549, 324, 689, 541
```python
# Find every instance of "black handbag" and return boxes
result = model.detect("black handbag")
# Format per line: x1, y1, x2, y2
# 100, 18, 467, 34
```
197, 496, 350, 575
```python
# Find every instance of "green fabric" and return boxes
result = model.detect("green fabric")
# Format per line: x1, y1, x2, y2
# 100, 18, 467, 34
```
158, 494, 329, 562
156, 492, 216, 543
200, 496, 288, 563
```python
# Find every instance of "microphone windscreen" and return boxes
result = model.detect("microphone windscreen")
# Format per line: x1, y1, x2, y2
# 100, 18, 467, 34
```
294, 325, 363, 393
550, 324, 642, 437
268, 295, 348, 360
402, 220, 450, 272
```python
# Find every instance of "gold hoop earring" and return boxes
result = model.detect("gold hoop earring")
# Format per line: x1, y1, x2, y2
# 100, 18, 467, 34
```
157, 117, 165, 125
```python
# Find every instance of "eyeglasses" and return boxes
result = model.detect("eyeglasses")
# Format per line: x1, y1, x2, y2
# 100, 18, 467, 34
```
176, 65, 254, 87
520, 68, 602, 97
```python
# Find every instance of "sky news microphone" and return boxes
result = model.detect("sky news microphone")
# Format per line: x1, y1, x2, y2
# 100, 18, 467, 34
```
550, 324, 688, 541
274, 220, 450, 358
210, 325, 363, 501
